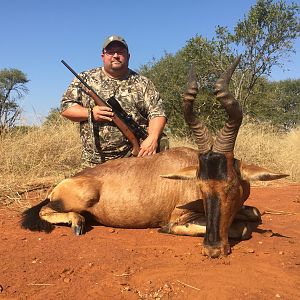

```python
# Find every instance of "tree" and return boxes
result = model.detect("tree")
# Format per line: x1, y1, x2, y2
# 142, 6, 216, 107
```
215, 0, 300, 111
275, 79, 300, 128
140, 37, 237, 135
0, 68, 29, 132
140, 53, 192, 134
247, 78, 300, 129
43, 107, 66, 126
140, 0, 300, 135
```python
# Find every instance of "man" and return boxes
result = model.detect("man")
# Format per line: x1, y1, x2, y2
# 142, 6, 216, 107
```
61, 35, 168, 167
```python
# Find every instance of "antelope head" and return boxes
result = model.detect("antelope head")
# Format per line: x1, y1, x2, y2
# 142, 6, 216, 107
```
162, 56, 288, 258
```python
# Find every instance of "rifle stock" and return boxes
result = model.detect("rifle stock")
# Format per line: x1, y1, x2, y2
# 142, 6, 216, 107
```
61, 60, 141, 156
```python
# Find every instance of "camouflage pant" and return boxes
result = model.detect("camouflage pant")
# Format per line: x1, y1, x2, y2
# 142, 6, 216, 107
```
157, 133, 169, 152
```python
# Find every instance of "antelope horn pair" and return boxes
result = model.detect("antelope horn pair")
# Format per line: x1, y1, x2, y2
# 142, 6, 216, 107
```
183, 56, 242, 154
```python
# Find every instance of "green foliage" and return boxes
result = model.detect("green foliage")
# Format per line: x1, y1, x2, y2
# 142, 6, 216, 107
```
0, 68, 29, 132
228, 0, 300, 110
234, 0, 299, 58
140, 52, 188, 134
43, 107, 67, 126
139, 0, 300, 135
275, 79, 300, 128
247, 78, 300, 130
140, 38, 228, 136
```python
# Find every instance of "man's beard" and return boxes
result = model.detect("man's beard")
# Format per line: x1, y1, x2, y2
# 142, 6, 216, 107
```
111, 60, 125, 70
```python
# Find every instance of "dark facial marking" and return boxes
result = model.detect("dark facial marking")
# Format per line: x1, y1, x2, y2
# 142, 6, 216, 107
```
198, 151, 227, 180
204, 194, 221, 247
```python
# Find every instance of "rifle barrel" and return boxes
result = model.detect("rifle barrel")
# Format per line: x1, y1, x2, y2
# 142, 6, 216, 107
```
61, 60, 92, 91
61, 59, 142, 156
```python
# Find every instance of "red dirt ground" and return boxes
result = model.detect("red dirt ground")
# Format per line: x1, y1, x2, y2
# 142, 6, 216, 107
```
0, 184, 299, 300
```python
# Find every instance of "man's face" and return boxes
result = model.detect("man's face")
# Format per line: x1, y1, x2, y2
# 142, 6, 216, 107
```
101, 41, 130, 77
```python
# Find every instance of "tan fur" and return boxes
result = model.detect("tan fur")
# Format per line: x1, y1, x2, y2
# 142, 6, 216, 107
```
41, 147, 202, 229
49, 177, 101, 211
239, 162, 289, 181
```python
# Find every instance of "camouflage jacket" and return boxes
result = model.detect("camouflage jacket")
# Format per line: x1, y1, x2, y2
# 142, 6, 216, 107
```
61, 67, 167, 165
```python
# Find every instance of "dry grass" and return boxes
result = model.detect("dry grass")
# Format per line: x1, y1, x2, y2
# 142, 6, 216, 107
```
0, 121, 299, 205
0, 120, 81, 205
236, 123, 300, 182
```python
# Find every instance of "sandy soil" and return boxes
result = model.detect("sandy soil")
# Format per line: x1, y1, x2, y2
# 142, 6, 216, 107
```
0, 184, 299, 300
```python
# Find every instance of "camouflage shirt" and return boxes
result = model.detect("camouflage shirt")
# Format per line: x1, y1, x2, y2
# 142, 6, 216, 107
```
61, 67, 167, 165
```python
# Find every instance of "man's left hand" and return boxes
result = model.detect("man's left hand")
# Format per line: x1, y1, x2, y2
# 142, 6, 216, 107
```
137, 135, 158, 157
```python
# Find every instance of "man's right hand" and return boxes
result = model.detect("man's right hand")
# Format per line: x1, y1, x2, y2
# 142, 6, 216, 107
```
61, 104, 114, 123
92, 105, 114, 122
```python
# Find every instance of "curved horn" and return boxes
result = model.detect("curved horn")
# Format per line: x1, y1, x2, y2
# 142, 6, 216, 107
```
212, 56, 243, 153
183, 64, 213, 154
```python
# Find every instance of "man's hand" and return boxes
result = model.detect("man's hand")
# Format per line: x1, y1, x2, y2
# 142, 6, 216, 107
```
92, 105, 114, 122
138, 135, 158, 157
137, 116, 167, 157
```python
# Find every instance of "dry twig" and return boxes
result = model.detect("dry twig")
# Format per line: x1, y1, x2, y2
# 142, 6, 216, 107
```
263, 209, 297, 216
114, 273, 131, 277
27, 283, 54, 286
176, 280, 201, 291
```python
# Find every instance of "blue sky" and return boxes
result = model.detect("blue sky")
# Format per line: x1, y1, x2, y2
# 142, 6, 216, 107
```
1, 0, 299, 125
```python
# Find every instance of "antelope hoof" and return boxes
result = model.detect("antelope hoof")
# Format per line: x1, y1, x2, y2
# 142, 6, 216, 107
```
72, 224, 84, 235
70, 215, 85, 235
202, 244, 231, 258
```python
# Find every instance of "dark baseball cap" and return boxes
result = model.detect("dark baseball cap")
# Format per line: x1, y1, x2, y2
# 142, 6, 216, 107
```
102, 35, 128, 51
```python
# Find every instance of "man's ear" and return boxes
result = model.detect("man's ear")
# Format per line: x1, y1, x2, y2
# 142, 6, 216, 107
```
239, 161, 289, 181
160, 166, 198, 180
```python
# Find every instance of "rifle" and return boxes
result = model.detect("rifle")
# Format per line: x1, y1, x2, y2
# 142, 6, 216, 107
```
61, 60, 148, 156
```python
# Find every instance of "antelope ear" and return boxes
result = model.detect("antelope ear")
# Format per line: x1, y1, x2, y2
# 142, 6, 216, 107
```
239, 161, 289, 181
160, 166, 198, 180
